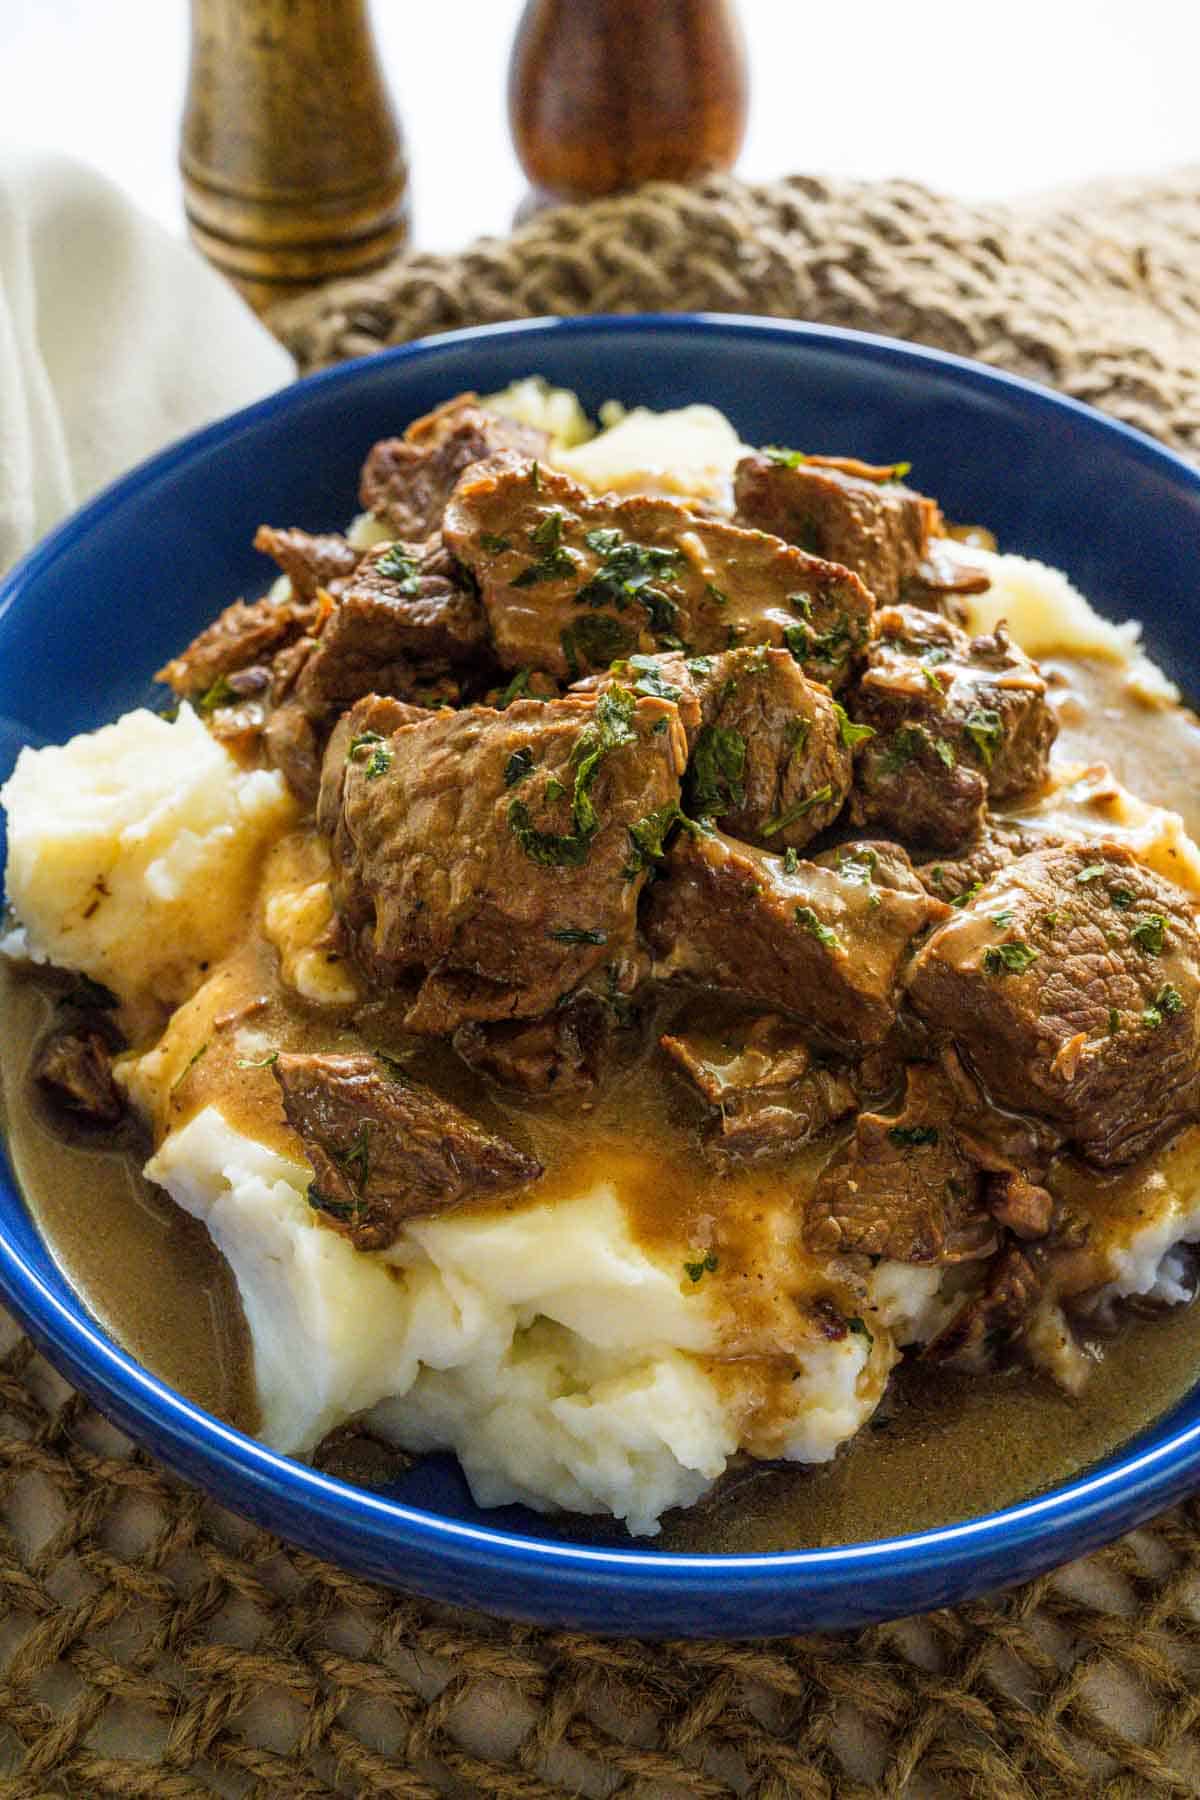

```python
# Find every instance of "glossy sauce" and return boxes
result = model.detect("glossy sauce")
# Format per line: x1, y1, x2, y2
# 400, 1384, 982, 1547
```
3, 654, 1200, 1550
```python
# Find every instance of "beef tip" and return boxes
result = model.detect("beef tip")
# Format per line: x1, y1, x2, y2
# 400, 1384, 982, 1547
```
906, 842, 1200, 1165
587, 648, 852, 846
845, 605, 1056, 851
262, 703, 322, 807
733, 451, 942, 605
324, 687, 687, 1033
804, 1064, 998, 1264
443, 457, 874, 689
317, 694, 432, 836
453, 985, 637, 1095
661, 1013, 856, 1159
360, 392, 548, 540
923, 1245, 1042, 1370
644, 831, 947, 1052
272, 1051, 540, 1250
35, 1025, 125, 1127
253, 525, 362, 603
156, 591, 315, 699
918, 818, 1064, 906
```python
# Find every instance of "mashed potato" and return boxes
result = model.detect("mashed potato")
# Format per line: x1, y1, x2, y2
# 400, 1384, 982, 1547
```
146, 1106, 885, 1533
1, 705, 294, 1014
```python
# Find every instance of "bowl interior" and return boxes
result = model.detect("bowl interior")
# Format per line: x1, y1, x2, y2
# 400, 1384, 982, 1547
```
1, 316, 1199, 1627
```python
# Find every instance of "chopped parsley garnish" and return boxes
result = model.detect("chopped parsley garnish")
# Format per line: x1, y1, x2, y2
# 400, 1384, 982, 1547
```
686, 655, 715, 679
623, 653, 681, 702
574, 533, 684, 638
888, 1125, 940, 1147
364, 743, 392, 780
504, 747, 535, 786
625, 800, 685, 875
1075, 864, 1107, 884
512, 510, 576, 586
171, 1040, 210, 1094
982, 941, 1040, 975
194, 674, 238, 715
509, 685, 637, 866
704, 582, 730, 608
764, 446, 807, 468
332, 1122, 371, 1191
347, 729, 384, 760
989, 908, 1015, 927
548, 926, 608, 945
880, 725, 927, 773
1108, 886, 1135, 910
922, 665, 947, 696
560, 611, 633, 676
950, 880, 982, 909
832, 701, 875, 749
763, 784, 835, 837
544, 775, 565, 802
1130, 914, 1168, 955
375, 545, 422, 592
683, 1251, 719, 1284
847, 1315, 874, 1346
307, 1188, 361, 1224
795, 905, 841, 949
963, 707, 1003, 768
689, 725, 747, 816
784, 613, 855, 670
1143, 983, 1184, 1029
479, 532, 512, 554
508, 800, 593, 867
494, 668, 539, 708
235, 1050, 279, 1070
932, 737, 956, 770
783, 846, 799, 874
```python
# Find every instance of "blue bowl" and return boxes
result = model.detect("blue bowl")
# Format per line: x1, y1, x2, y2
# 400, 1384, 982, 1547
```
1, 315, 1199, 1638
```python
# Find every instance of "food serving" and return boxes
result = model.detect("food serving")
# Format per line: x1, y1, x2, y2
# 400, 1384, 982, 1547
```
2, 379, 1199, 1547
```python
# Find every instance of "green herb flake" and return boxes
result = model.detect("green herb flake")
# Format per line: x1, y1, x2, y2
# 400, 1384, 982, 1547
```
194, 674, 238, 716
689, 724, 747, 817
1075, 864, 1107, 885
1108, 886, 1135, 910
479, 532, 512, 554
982, 941, 1040, 975
171, 1040, 210, 1094
560, 612, 632, 678
364, 743, 392, 780
989, 908, 1015, 927
888, 1124, 940, 1147
347, 729, 384, 762
1130, 914, 1168, 955
922, 664, 947, 696
683, 1251, 719, 1284
795, 905, 841, 950
832, 701, 876, 749
494, 668, 533, 708
375, 545, 422, 592
624, 653, 682, 702
704, 582, 730, 608
574, 531, 684, 629
513, 509, 576, 587
963, 707, 1003, 768
933, 737, 957, 770
847, 1315, 874, 1346
504, 746, 535, 787
880, 724, 927, 773
1143, 984, 1184, 1029
764, 445, 807, 468
548, 926, 608, 946
625, 801, 685, 875
508, 799, 593, 867
763, 784, 835, 838
950, 880, 982, 909
783, 846, 799, 875
544, 775, 565, 802
235, 1050, 279, 1070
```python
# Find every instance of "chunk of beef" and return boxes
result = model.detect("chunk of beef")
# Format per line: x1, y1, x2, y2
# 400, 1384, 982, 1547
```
922, 1245, 1042, 1369
918, 818, 1064, 906
846, 605, 1056, 851
586, 648, 852, 847
444, 458, 874, 690
324, 688, 687, 1033
34, 1026, 125, 1127
272, 1052, 540, 1250
453, 986, 637, 1095
733, 452, 942, 605
253, 525, 362, 603
360, 393, 548, 540
906, 842, 1200, 1165
317, 694, 432, 836
156, 591, 315, 699
644, 831, 947, 1052
661, 1013, 856, 1159
805, 1064, 998, 1264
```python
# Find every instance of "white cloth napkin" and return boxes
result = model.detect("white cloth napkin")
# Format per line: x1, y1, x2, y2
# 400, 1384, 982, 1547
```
0, 146, 294, 573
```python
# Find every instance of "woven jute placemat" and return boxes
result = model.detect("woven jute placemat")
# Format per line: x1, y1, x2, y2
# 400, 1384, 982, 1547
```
4, 171, 1200, 1798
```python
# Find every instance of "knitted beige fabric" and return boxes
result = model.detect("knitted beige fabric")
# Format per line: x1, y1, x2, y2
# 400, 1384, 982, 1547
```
3, 170, 1200, 1797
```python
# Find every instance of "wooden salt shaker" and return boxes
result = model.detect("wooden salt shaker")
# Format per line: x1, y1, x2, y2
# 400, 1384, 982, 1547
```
181, 0, 409, 313
508, 0, 748, 206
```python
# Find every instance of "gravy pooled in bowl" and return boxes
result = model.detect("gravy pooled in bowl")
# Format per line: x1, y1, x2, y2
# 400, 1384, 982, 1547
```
2, 383, 1199, 1546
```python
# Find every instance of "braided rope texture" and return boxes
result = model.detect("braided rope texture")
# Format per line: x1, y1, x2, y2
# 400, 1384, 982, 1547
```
4, 170, 1200, 1793
273, 168, 1200, 459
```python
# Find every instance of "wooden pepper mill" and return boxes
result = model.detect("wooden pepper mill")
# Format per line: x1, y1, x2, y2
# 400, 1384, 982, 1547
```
181, 0, 409, 314
508, 0, 749, 207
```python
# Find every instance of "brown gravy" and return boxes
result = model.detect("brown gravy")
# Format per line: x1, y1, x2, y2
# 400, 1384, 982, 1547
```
3, 654, 1200, 1550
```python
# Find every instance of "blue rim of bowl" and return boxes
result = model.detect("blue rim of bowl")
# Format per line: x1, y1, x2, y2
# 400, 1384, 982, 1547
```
2, 311, 1200, 1605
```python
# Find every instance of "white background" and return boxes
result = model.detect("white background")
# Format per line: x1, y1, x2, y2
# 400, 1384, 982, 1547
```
2, 0, 1198, 248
